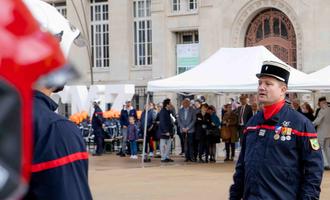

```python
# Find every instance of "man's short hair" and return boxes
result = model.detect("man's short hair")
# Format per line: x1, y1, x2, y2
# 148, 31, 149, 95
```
201, 102, 209, 108
182, 98, 190, 103
163, 98, 171, 108
318, 96, 327, 102
239, 94, 248, 100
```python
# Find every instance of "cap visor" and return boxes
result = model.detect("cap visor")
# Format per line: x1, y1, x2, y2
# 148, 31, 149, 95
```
256, 73, 285, 82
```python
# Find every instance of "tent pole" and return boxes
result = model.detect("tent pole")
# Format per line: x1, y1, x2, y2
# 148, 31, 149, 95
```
312, 90, 317, 110
141, 93, 150, 167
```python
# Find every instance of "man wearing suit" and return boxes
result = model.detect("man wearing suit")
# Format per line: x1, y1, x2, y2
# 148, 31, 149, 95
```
236, 95, 253, 144
178, 98, 196, 162
313, 96, 330, 170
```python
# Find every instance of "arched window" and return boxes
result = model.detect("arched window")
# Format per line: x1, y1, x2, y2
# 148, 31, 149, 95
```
245, 8, 297, 68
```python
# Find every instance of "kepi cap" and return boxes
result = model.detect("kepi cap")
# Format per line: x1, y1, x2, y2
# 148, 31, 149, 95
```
256, 61, 291, 84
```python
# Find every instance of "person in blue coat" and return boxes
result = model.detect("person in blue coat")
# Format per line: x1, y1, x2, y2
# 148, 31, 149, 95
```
141, 103, 155, 162
118, 100, 137, 156
24, 87, 92, 200
207, 105, 221, 162
230, 61, 323, 200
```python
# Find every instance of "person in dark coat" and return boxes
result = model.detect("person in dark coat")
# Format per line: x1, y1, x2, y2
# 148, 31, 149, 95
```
195, 103, 211, 163
235, 95, 253, 145
230, 61, 323, 200
152, 103, 162, 158
301, 102, 315, 122
92, 99, 105, 156
24, 88, 92, 200
141, 102, 155, 162
158, 98, 174, 162
207, 105, 221, 162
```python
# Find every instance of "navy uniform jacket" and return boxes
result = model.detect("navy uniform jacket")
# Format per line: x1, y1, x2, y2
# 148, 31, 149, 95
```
230, 104, 323, 200
92, 105, 104, 135
141, 109, 154, 131
159, 108, 173, 139
24, 91, 92, 200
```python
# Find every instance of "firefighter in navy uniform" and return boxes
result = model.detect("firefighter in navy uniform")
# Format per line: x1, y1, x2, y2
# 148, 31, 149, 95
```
23, 86, 93, 200
230, 61, 323, 200
92, 100, 105, 156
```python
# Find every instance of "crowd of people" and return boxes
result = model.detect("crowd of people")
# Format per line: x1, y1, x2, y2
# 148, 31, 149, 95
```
23, 56, 326, 199
88, 92, 330, 168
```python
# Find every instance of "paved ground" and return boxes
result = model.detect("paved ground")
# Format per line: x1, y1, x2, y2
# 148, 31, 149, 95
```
89, 154, 330, 200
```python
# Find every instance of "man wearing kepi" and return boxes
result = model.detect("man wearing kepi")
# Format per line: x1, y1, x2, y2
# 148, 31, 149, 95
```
230, 61, 323, 200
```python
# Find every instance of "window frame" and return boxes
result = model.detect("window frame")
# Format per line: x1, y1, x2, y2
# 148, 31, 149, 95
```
54, 2, 67, 18
188, 0, 198, 11
172, 0, 181, 12
90, 0, 110, 69
133, 0, 152, 68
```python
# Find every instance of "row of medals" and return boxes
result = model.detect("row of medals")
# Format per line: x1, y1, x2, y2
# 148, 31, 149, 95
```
274, 127, 292, 141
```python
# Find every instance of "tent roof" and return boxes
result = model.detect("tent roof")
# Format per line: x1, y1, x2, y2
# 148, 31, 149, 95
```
147, 46, 309, 93
294, 65, 330, 91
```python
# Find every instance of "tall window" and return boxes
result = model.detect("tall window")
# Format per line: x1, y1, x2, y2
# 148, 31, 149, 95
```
91, 0, 110, 68
54, 2, 67, 18
171, 0, 198, 13
172, 0, 181, 12
188, 0, 197, 10
133, 0, 152, 67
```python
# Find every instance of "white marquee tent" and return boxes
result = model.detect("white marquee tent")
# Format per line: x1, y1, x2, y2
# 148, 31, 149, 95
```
295, 65, 330, 91
143, 46, 315, 164
147, 46, 311, 93
144, 46, 330, 164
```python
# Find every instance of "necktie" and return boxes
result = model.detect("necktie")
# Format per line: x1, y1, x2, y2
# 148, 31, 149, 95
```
240, 105, 245, 125
184, 109, 188, 120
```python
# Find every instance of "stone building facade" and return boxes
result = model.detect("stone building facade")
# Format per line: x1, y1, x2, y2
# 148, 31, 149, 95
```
44, 0, 330, 108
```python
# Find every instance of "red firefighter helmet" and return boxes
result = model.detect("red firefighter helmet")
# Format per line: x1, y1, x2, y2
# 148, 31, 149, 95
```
0, 0, 70, 198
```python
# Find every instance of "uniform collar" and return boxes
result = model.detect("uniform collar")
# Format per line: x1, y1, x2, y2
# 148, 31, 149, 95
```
33, 90, 58, 111
263, 99, 285, 121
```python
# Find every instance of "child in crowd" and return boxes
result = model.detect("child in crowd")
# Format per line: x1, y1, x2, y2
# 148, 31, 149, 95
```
127, 116, 138, 159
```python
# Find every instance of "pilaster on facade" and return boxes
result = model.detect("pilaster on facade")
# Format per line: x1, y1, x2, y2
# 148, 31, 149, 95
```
200, 0, 214, 8
151, 0, 165, 12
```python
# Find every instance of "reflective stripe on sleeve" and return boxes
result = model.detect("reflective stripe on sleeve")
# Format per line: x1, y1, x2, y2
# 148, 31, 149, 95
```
31, 152, 89, 172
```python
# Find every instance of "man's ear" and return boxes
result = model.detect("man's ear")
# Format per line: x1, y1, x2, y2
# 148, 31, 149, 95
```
280, 83, 288, 95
